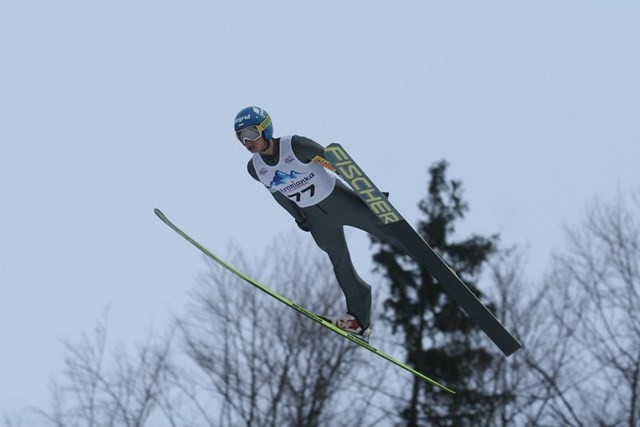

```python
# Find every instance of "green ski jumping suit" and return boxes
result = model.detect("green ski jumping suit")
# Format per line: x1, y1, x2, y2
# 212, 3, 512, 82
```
248, 135, 408, 329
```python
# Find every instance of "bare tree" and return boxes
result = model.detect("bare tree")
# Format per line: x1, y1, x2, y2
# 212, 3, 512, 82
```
485, 190, 640, 427
550, 191, 640, 426
484, 247, 586, 427
34, 311, 175, 427
10, 234, 395, 427
175, 236, 389, 427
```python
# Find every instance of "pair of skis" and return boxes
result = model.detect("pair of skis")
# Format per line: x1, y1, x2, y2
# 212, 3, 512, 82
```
155, 143, 521, 394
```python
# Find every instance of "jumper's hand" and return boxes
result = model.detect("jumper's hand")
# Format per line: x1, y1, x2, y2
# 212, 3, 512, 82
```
295, 218, 310, 232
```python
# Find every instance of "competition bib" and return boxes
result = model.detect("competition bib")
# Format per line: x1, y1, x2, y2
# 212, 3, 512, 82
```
252, 136, 335, 207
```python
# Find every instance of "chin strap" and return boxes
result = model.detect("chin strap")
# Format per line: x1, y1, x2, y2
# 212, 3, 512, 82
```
260, 139, 272, 153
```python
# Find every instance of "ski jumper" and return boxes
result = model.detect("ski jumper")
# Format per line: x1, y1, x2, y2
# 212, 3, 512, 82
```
248, 136, 408, 328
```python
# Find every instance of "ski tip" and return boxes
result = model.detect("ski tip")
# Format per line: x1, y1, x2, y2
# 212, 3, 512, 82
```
154, 208, 165, 219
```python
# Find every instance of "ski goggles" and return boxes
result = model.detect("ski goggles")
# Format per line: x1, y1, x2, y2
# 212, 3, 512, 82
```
236, 126, 262, 145
236, 115, 272, 145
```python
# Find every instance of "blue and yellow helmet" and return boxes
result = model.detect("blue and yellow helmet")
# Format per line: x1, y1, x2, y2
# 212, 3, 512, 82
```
234, 106, 273, 141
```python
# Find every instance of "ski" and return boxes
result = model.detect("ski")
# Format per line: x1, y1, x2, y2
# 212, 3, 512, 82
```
317, 144, 522, 357
154, 208, 455, 394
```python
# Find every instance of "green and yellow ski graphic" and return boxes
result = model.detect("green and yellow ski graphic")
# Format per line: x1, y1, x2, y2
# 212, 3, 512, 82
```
319, 143, 522, 357
154, 208, 455, 394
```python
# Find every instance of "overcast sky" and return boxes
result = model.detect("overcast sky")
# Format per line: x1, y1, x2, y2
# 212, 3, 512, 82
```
1, 0, 639, 417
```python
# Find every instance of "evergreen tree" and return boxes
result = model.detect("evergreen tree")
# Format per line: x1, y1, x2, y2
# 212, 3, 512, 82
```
372, 160, 512, 426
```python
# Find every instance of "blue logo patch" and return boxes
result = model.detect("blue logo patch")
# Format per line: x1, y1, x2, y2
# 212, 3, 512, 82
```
268, 170, 305, 188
